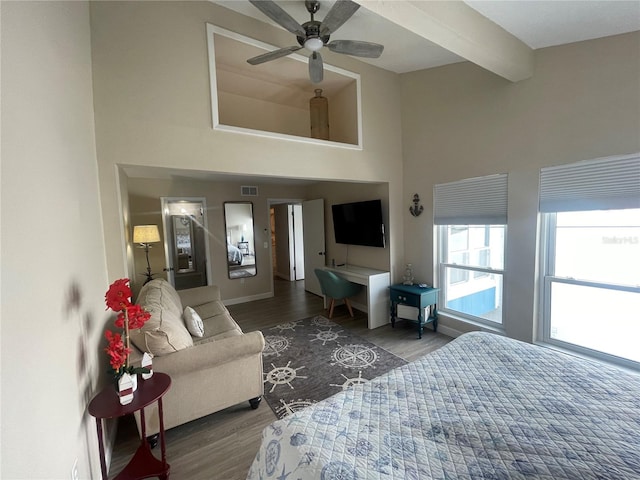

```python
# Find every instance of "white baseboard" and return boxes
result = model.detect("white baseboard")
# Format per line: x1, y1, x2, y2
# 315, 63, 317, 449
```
223, 291, 273, 306
436, 324, 465, 339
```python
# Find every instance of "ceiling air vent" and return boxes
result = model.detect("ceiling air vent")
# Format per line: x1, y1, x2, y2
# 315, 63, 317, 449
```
241, 185, 258, 197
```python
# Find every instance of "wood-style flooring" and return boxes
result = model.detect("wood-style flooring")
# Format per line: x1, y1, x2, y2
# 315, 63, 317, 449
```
109, 278, 453, 480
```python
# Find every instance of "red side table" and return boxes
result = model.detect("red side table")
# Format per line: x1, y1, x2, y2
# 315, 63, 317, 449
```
89, 373, 171, 480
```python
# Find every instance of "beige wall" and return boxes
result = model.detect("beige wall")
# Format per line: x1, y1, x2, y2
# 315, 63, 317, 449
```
90, 1, 404, 289
128, 176, 312, 300
307, 182, 391, 272
401, 32, 640, 342
1, 2, 108, 478
127, 176, 391, 301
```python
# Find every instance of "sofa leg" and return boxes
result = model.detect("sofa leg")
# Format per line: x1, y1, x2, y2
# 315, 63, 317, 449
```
147, 434, 159, 449
249, 396, 262, 409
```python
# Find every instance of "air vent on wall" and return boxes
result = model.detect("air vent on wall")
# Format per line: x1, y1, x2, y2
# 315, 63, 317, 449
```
241, 185, 258, 196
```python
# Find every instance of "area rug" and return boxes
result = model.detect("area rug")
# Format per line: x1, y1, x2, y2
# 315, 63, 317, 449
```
261, 315, 407, 418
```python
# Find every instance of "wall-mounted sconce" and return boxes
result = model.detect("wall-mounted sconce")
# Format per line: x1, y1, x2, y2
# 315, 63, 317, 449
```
409, 194, 424, 217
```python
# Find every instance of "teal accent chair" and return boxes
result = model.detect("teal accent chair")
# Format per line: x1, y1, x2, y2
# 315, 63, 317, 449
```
314, 269, 361, 318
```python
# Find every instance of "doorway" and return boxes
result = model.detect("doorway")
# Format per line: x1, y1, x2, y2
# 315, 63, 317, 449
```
271, 203, 305, 282
161, 197, 212, 290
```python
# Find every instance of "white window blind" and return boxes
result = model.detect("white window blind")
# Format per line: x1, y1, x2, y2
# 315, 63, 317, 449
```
434, 174, 508, 225
539, 154, 640, 213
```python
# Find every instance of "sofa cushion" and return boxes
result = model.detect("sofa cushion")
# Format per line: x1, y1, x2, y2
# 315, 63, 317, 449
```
131, 280, 193, 356
192, 300, 228, 321
200, 311, 243, 340
184, 306, 205, 338
130, 304, 193, 356
136, 279, 183, 317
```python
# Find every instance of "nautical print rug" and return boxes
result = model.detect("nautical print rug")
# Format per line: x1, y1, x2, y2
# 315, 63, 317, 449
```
261, 315, 407, 419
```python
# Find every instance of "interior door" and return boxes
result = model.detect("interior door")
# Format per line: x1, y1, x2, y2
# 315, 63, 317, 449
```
292, 204, 305, 280
302, 198, 325, 296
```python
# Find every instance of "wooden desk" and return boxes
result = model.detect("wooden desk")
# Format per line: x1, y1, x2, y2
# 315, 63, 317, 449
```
390, 284, 440, 339
324, 265, 390, 329
89, 373, 171, 480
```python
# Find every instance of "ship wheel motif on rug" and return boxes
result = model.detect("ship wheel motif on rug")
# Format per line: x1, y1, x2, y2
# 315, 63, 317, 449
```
275, 398, 316, 418
331, 344, 379, 369
264, 361, 307, 393
309, 327, 348, 346
330, 371, 369, 391
269, 320, 303, 333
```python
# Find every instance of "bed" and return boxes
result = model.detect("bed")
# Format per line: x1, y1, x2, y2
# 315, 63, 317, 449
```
247, 332, 640, 479
227, 243, 243, 265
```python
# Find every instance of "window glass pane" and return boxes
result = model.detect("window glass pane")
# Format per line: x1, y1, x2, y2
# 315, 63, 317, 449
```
448, 226, 468, 252
446, 225, 505, 269
549, 282, 640, 362
555, 209, 640, 285
443, 266, 503, 323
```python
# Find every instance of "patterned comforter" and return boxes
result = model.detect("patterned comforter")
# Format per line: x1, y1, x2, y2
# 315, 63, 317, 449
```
247, 332, 640, 479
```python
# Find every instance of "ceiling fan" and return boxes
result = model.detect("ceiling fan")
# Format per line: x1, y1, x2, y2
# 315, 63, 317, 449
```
247, 0, 384, 84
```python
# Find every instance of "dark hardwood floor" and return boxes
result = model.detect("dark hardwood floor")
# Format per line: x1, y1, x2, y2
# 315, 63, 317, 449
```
109, 278, 452, 479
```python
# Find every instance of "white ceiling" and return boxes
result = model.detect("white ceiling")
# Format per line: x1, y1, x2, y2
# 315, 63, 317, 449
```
215, 0, 640, 75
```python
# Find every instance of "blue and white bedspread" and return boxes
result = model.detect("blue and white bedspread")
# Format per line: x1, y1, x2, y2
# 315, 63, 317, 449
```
247, 331, 640, 479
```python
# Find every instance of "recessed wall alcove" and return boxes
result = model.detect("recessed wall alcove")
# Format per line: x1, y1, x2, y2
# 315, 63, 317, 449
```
206, 24, 362, 147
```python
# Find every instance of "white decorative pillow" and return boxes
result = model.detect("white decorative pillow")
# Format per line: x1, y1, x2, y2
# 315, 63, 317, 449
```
184, 306, 205, 338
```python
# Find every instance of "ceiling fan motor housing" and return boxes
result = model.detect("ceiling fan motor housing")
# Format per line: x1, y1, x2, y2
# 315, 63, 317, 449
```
298, 21, 330, 50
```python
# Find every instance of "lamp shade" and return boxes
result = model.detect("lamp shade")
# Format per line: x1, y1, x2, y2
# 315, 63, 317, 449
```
133, 225, 161, 244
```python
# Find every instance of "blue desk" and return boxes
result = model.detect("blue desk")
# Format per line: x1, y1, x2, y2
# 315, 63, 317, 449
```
389, 284, 440, 339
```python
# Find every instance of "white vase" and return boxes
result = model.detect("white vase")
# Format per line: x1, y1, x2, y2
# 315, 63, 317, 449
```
131, 373, 138, 392
118, 373, 135, 405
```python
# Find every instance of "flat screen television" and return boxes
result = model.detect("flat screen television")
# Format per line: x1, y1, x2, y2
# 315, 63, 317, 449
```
331, 199, 385, 248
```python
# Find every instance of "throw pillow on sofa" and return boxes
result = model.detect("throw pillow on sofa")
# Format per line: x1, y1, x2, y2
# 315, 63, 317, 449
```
184, 306, 205, 337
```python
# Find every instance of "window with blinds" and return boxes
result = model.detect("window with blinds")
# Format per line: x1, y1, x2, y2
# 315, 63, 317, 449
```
434, 174, 508, 326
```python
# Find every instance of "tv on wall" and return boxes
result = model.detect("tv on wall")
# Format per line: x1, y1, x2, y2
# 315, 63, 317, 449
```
331, 199, 385, 248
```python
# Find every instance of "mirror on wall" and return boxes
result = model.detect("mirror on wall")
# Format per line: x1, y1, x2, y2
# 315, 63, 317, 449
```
172, 215, 195, 273
224, 202, 257, 279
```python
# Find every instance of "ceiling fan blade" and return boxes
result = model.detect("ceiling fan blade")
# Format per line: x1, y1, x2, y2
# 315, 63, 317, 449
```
247, 46, 302, 65
309, 51, 324, 84
320, 0, 360, 35
327, 40, 384, 58
249, 0, 305, 37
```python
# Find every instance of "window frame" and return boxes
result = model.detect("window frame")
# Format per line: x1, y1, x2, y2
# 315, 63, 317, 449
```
437, 224, 506, 327
539, 212, 640, 370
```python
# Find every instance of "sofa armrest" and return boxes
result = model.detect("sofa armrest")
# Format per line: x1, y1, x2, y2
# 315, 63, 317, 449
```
152, 330, 264, 376
177, 285, 222, 307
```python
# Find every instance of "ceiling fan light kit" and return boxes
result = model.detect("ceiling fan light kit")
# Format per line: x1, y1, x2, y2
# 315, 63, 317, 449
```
247, 0, 384, 84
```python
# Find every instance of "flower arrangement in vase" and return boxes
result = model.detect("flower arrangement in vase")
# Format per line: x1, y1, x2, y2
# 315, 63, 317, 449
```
103, 278, 151, 401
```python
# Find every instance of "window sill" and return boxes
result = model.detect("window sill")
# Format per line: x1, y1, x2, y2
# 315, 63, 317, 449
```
438, 310, 506, 337
534, 340, 640, 375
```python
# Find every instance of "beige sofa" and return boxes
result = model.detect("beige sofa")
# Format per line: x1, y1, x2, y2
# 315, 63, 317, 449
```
129, 279, 265, 437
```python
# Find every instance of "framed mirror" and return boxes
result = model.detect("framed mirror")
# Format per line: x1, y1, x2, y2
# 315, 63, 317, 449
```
172, 215, 195, 273
224, 202, 257, 279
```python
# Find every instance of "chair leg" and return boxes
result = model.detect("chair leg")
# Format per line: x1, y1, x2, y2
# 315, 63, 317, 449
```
328, 298, 335, 318
345, 298, 354, 317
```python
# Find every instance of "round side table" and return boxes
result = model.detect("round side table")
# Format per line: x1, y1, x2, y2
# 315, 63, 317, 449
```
89, 373, 171, 480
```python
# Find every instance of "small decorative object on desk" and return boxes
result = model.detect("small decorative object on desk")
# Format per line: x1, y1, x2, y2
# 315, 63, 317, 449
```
103, 278, 151, 405
141, 352, 154, 380
403, 263, 414, 285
